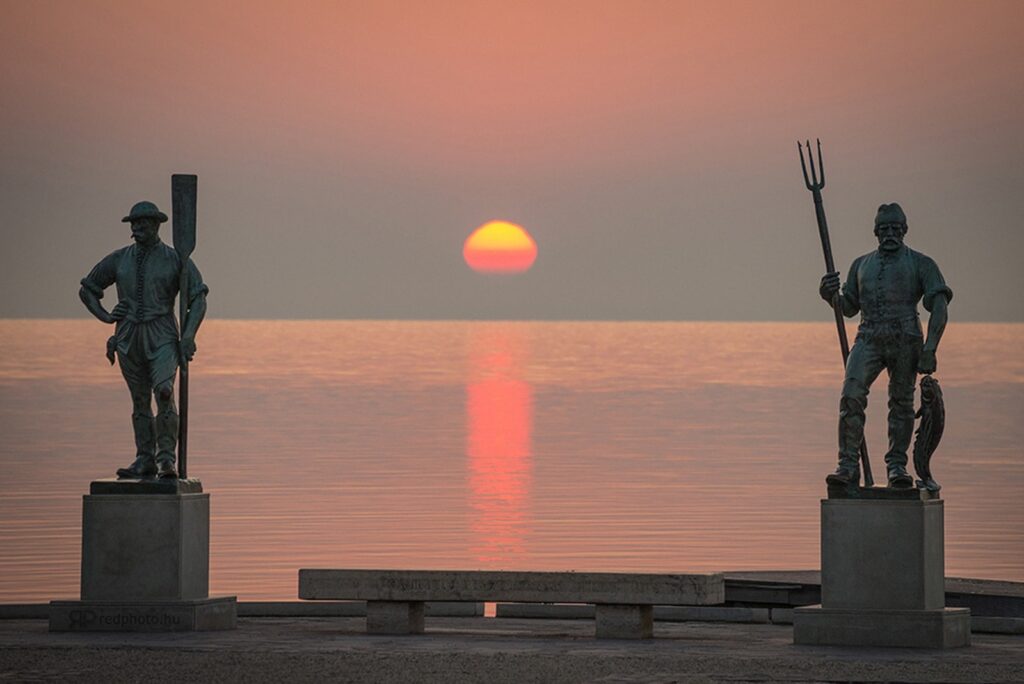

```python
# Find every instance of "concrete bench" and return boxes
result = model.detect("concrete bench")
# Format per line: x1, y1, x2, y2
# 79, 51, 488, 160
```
298, 569, 725, 639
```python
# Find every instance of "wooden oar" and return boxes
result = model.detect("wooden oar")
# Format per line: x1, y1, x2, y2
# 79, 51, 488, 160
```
172, 174, 197, 480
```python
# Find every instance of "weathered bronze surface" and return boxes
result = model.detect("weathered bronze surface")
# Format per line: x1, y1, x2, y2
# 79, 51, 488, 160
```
79, 194, 208, 480
816, 201, 951, 490
913, 375, 945, 491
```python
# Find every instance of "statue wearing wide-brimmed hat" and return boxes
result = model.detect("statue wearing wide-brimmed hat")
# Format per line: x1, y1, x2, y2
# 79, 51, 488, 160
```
121, 200, 168, 223
79, 200, 208, 479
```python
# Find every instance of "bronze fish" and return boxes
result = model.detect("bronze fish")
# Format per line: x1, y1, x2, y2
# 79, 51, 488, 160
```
913, 374, 944, 492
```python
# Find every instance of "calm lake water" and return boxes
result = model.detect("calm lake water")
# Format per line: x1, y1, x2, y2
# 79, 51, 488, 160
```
0, 320, 1022, 601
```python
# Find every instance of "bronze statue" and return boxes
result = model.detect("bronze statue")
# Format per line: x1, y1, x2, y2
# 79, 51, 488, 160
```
819, 203, 951, 488
79, 200, 208, 479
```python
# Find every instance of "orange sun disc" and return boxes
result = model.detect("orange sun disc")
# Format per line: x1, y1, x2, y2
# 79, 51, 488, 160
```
463, 220, 538, 274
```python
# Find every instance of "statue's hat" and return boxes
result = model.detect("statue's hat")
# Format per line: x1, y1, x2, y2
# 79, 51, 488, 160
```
875, 203, 907, 226
122, 201, 168, 223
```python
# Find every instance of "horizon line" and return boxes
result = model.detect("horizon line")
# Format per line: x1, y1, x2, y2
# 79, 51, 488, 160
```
2, 316, 1022, 325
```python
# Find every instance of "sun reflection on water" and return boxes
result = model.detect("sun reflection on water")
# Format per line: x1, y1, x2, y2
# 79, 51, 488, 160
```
466, 327, 533, 564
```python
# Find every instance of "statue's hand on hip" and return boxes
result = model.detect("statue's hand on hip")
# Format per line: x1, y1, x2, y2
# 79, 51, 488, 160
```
109, 301, 129, 322
918, 349, 937, 375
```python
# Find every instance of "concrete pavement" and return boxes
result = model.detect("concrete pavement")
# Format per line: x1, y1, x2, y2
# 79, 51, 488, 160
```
2, 615, 1022, 682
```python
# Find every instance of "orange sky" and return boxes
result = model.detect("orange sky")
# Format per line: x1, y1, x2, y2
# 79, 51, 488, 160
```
2, 1, 1023, 319
6, 1, 1019, 169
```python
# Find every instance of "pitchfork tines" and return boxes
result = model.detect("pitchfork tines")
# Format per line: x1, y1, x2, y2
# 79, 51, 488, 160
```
798, 139, 825, 191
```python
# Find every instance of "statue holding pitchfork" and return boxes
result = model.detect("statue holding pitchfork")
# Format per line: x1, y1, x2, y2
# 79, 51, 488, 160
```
799, 141, 952, 490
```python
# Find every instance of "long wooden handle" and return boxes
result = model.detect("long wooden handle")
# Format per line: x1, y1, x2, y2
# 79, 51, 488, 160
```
172, 174, 197, 479
178, 268, 190, 480
811, 190, 874, 487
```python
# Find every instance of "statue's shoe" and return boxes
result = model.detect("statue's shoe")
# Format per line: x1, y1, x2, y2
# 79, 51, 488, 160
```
888, 470, 914, 489
156, 460, 178, 479
825, 467, 860, 486
116, 458, 157, 479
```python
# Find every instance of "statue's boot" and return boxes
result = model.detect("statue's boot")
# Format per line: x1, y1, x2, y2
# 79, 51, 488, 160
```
829, 394, 865, 486
885, 381, 916, 489
155, 408, 179, 479
887, 466, 913, 489
886, 452, 914, 489
117, 456, 156, 479
156, 458, 178, 479
826, 461, 860, 487
116, 412, 156, 478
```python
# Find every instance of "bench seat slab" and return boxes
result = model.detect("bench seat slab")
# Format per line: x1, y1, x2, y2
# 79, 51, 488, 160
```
300, 570, 724, 606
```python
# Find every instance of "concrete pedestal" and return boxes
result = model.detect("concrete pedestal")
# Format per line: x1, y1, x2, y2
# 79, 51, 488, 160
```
793, 497, 970, 648
794, 606, 970, 648
50, 596, 236, 632
50, 479, 236, 632
81, 490, 210, 600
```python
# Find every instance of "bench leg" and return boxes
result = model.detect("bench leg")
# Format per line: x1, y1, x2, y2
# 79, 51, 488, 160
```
595, 604, 653, 639
366, 601, 425, 635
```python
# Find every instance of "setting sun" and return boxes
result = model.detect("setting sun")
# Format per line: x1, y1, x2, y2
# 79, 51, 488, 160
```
463, 220, 538, 274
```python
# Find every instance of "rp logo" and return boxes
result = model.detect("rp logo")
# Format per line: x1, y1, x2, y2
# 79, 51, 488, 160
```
68, 609, 96, 629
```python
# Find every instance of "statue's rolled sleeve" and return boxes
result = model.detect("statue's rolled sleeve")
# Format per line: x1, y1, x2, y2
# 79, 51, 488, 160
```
920, 256, 952, 311
80, 251, 120, 298
186, 259, 209, 305
80, 277, 105, 298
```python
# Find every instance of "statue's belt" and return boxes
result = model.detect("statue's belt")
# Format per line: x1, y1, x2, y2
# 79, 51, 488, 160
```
113, 309, 176, 324
858, 316, 921, 338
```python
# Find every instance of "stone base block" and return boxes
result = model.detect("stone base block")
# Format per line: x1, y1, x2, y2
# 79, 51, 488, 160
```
595, 604, 653, 639
794, 605, 970, 649
821, 499, 945, 611
81, 490, 209, 601
367, 600, 424, 634
49, 596, 236, 632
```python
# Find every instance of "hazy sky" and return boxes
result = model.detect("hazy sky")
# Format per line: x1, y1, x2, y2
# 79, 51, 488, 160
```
2, 0, 1022, 320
